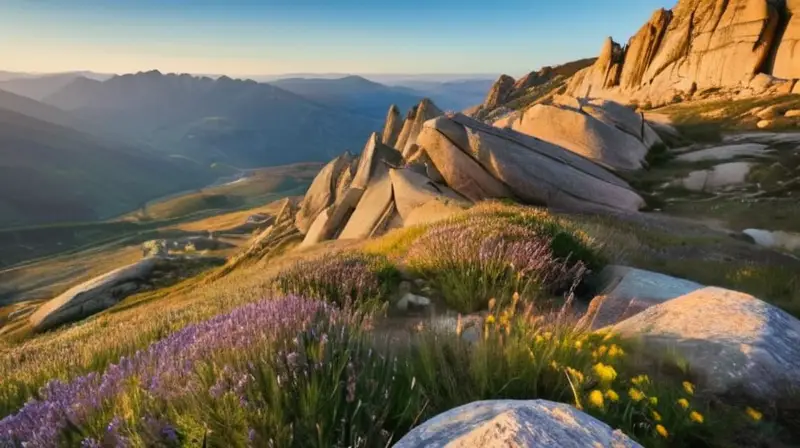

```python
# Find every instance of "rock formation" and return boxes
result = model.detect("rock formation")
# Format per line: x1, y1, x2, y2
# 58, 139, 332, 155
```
381, 104, 403, 147
395, 400, 642, 448
295, 152, 354, 234
297, 96, 651, 247
612, 286, 800, 401
567, 0, 800, 105
395, 98, 443, 157
483, 74, 515, 110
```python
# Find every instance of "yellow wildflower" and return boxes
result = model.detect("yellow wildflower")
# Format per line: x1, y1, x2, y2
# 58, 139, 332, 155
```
608, 344, 624, 357
656, 424, 669, 438
746, 407, 763, 422
649, 396, 658, 406
550, 360, 560, 371
628, 388, 645, 402
543, 331, 552, 340
566, 367, 584, 383
690, 411, 704, 424
602, 331, 615, 341
631, 374, 650, 386
574, 340, 583, 350
605, 389, 620, 402
592, 362, 617, 383
597, 345, 608, 356
588, 390, 604, 409
535, 335, 545, 344
682, 381, 695, 396
485, 315, 496, 325
652, 410, 662, 422
677, 398, 690, 409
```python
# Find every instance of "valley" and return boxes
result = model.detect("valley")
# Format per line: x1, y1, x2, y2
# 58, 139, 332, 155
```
5, 0, 800, 447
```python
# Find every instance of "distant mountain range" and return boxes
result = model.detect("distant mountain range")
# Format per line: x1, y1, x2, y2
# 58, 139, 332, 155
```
41, 71, 381, 168
0, 102, 208, 228
270, 75, 422, 120
0, 69, 492, 228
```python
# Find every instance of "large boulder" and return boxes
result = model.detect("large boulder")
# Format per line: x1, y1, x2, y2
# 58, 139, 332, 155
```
394, 400, 642, 448
415, 120, 514, 202
503, 103, 649, 171
420, 113, 645, 211
582, 98, 663, 149
396, 99, 444, 156
582, 266, 704, 329
295, 153, 354, 234
612, 287, 800, 400
338, 164, 395, 240
29, 258, 159, 331
388, 168, 468, 222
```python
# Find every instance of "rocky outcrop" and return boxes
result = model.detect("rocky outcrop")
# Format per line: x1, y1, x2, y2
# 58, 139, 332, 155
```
421, 113, 645, 210
567, 0, 790, 105
381, 104, 403, 147
394, 400, 642, 448
499, 99, 651, 171
483, 74, 516, 110
620, 9, 673, 89
295, 152, 354, 234
395, 98, 444, 156
30, 259, 159, 331
612, 287, 800, 401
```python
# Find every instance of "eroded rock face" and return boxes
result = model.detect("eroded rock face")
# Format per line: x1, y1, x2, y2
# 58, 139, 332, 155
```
394, 400, 643, 448
567, 0, 785, 103
612, 287, 800, 400
483, 74, 516, 110
421, 113, 645, 211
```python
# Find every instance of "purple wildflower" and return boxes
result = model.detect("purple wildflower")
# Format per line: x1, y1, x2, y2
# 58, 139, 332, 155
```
0, 297, 337, 447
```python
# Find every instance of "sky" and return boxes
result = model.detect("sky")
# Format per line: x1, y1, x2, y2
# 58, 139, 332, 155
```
0, 0, 676, 78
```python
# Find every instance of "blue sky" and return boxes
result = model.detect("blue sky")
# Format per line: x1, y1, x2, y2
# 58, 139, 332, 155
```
0, 0, 676, 77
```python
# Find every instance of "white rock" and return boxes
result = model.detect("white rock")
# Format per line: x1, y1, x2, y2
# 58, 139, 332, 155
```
675, 143, 769, 162
394, 400, 642, 448
612, 287, 800, 400
743, 229, 800, 252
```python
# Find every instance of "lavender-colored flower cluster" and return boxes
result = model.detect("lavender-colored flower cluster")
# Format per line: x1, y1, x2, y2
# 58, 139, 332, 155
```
273, 252, 397, 308
0, 297, 336, 447
406, 216, 586, 311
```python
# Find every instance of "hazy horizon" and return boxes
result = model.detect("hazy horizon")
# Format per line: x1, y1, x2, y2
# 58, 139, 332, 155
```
2, 0, 675, 78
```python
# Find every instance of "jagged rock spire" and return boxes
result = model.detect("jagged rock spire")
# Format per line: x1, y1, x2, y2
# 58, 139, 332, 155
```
381, 104, 402, 148
483, 74, 515, 109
